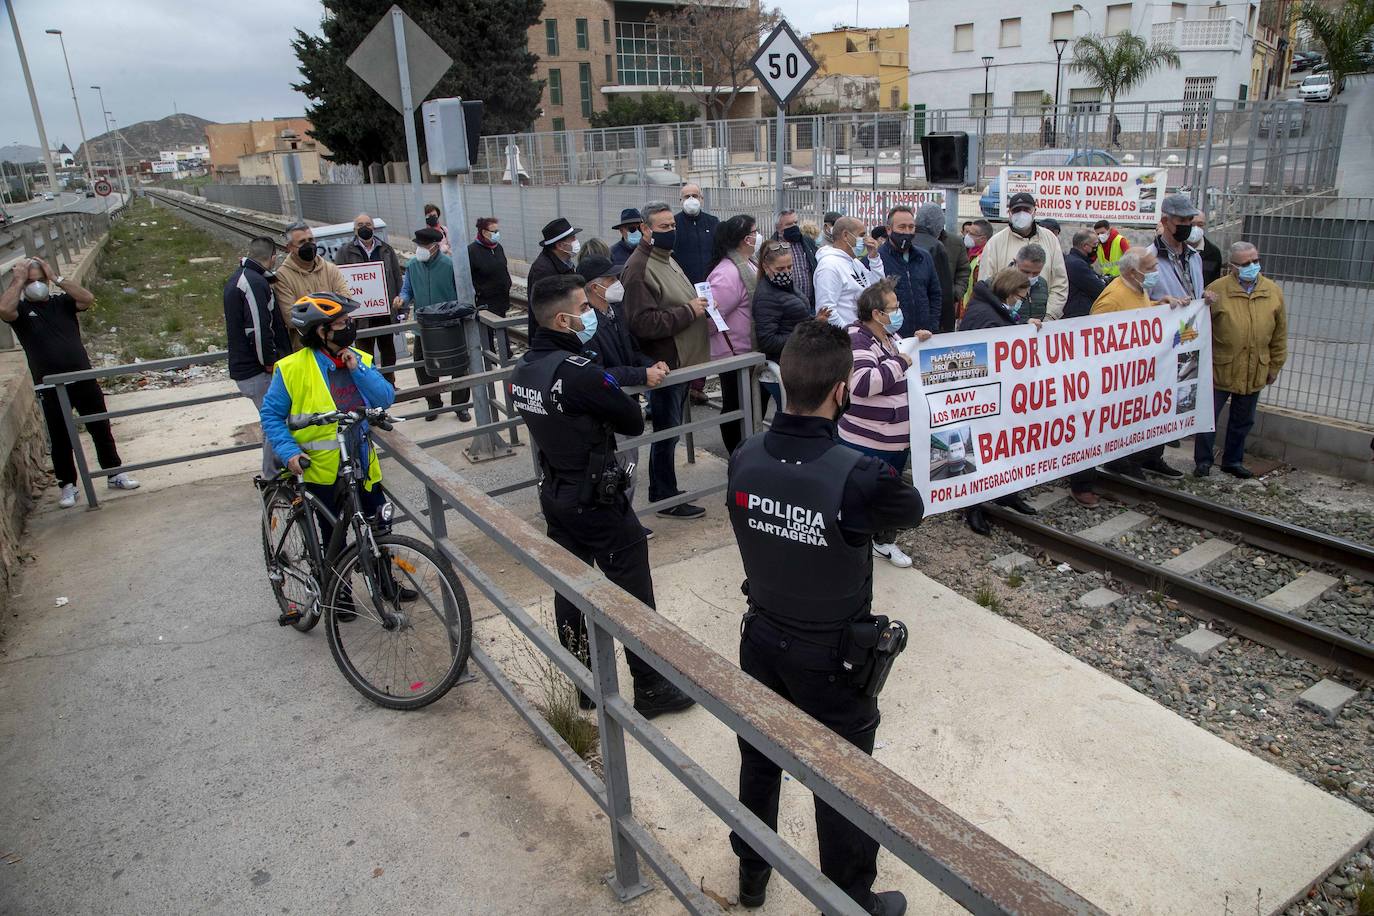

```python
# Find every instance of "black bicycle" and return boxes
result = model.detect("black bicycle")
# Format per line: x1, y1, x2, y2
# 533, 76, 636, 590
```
256, 407, 471, 710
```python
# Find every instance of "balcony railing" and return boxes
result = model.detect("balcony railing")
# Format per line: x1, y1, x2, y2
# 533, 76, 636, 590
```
1152, 17, 1246, 52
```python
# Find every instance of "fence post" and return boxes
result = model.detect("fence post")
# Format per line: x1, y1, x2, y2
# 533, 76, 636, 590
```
586, 618, 651, 903
496, 325, 520, 446
53, 381, 100, 510
1198, 97, 1218, 218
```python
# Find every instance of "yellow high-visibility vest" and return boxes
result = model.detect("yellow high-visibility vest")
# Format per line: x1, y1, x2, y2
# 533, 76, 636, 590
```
275, 347, 383, 490
1095, 234, 1128, 277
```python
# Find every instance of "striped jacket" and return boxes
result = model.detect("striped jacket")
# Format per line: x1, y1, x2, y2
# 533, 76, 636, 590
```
838, 322, 910, 453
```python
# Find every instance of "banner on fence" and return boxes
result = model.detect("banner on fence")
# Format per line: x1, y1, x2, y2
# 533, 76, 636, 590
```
998, 166, 1168, 224
902, 301, 1213, 515
339, 261, 391, 318
830, 189, 948, 226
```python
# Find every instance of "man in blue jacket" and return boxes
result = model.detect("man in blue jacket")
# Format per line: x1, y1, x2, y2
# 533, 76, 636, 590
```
671, 183, 719, 285
224, 235, 289, 476
878, 205, 941, 339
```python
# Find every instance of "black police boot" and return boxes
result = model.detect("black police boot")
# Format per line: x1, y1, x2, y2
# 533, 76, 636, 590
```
578, 691, 596, 711
868, 890, 908, 916
995, 493, 1038, 515
738, 865, 770, 908
633, 676, 695, 719
425, 398, 441, 421
966, 506, 992, 536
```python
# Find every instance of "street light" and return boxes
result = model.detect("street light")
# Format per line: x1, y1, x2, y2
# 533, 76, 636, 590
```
1052, 38, 1069, 147
980, 55, 994, 152
91, 84, 131, 199
45, 28, 98, 192
5, 0, 59, 195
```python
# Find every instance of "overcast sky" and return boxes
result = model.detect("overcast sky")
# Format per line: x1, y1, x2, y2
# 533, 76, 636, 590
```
2, 0, 909, 149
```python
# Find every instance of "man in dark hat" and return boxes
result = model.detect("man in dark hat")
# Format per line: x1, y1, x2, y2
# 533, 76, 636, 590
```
611, 208, 644, 268
395, 226, 471, 422
526, 217, 582, 336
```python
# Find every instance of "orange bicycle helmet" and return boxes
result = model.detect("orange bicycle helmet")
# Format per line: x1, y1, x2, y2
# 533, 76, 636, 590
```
290, 291, 360, 332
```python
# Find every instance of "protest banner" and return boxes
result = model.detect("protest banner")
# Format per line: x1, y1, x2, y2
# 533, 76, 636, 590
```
998, 166, 1168, 224
338, 261, 391, 318
903, 301, 1213, 515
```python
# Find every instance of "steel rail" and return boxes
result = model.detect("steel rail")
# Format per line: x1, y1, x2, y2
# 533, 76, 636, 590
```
1095, 471, 1374, 582
982, 505, 1374, 680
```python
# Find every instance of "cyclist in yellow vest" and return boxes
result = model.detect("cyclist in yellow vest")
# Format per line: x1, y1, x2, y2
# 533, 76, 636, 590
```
260, 293, 396, 546
1092, 219, 1131, 277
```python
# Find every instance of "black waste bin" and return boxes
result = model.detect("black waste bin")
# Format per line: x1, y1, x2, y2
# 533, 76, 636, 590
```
416, 300, 476, 376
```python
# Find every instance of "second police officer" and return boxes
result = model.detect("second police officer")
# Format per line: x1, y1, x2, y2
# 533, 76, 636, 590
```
509, 275, 696, 718
726, 320, 924, 915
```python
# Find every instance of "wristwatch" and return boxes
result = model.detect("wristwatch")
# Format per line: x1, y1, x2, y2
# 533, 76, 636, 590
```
53, 275, 66, 285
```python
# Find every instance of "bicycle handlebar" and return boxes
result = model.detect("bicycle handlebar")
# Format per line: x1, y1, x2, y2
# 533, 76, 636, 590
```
287, 408, 398, 432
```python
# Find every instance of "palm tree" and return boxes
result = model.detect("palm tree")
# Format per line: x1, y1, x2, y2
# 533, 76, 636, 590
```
1297, 0, 1374, 92
1070, 31, 1182, 146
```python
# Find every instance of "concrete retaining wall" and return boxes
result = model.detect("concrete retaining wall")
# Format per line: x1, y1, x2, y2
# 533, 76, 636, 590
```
1246, 405, 1374, 484
0, 353, 47, 632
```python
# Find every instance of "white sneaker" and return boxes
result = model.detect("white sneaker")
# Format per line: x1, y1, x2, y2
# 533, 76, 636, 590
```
873, 542, 913, 568
58, 484, 78, 508
107, 472, 140, 491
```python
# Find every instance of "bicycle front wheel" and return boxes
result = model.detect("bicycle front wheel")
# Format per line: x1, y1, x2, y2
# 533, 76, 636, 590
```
323, 533, 472, 710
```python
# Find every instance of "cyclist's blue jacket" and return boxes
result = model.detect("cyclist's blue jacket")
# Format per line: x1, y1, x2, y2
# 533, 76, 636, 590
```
260, 346, 396, 473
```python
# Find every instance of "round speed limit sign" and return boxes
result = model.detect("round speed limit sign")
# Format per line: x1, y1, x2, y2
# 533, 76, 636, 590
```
94, 179, 113, 197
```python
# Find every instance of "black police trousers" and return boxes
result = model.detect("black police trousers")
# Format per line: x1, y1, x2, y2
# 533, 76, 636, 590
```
540, 476, 656, 684
730, 613, 881, 907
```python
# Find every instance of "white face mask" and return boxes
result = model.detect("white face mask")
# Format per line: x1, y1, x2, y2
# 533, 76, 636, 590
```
1010, 212, 1033, 232
568, 238, 582, 258
682, 197, 702, 216
963, 233, 976, 249
23, 280, 50, 302
606, 280, 625, 304
751, 231, 764, 252
414, 246, 432, 263
1187, 226, 1204, 247
1097, 232, 1110, 244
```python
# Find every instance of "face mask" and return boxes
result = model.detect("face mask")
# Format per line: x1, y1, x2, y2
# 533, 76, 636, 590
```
23, 281, 50, 302
414, 246, 432, 263
682, 197, 702, 216
652, 229, 676, 252
356, 226, 374, 241
1171, 222, 1193, 243
833, 383, 851, 422
297, 242, 317, 262
568, 238, 582, 258
1097, 232, 1110, 245
890, 232, 913, 251
606, 280, 625, 303
1010, 212, 1033, 232
851, 235, 866, 259
884, 308, 904, 333
782, 225, 803, 244
767, 270, 793, 289
1187, 226, 1204, 247
330, 322, 357, 350
751, 231, 765, 252
1237, 262, 1262, 283
569, 308, 598, 344
626, 230, 642, 246
425, 215, 439, 227
963, 233, 976, 249
1141, 269, 1161, 291
489, 230, 502, 244
1008, 298, 1023, 317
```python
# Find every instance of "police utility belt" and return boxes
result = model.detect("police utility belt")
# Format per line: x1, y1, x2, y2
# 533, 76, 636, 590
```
745, 602, 908, 699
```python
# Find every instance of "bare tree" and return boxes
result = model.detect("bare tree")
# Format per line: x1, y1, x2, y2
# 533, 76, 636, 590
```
649, 0, 781, 120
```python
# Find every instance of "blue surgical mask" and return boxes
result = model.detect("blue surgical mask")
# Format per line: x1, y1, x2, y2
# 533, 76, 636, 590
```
885, 308, 903, 333
1008, 298, 1023, 317
1237, 262, 1261, 283
1141, 269, 1161, 291
572, 308, 598, 344
852, 236, 866, 258
627, 230, 642, 246
490, 230, 501, 243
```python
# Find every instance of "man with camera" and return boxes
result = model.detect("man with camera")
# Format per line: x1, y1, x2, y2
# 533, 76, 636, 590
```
726, 320, 924, 915
508, 275, 695, 719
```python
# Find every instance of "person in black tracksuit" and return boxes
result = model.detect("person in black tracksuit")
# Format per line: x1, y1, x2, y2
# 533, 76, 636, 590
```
726, 320, 923, 916
224, 236, 291, 476
509, 274, 694, 719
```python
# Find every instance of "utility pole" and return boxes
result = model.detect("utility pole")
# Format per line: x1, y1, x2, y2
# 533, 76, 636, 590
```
6, 0, 60, 195
46, 29, 98, 192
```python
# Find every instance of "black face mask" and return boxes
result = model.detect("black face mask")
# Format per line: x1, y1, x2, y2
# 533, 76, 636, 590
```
889, 231, 914, 251
357, 226, 374, 241
1171, 222, 1193, 243
652, 229, 676, 252
297, 242, 317, 262
329, 322, 357, 349
425, 215, 440, 228
782, 225, 803, 244
834, 384, 851, 422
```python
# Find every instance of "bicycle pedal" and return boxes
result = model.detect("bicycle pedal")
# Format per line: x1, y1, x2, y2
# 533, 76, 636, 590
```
278, 610, 302, 627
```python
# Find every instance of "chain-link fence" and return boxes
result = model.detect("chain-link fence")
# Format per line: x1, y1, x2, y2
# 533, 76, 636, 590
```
1207, 194, 1373, 426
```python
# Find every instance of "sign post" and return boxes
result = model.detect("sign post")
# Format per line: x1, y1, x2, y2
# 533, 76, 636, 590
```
750, 21, 817, 218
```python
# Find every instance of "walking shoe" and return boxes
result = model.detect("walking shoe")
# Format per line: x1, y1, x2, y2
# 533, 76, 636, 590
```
58, 483, 78, 508
966, 506, 991, 536
1071, 490, 1100, 508
1221, 464, 1254, 479
872, 542, 913, 568
1110, 461, 1147, 481
738, 865, 771, 908
995, 493, 1038, 515
632, 678, 695, 719
107, 472, 141, 490
868, 890, 908, 916
1141, 459, 1184, 479
578, 691, 597, 711
657, 502, 705, 520
454, 406, 471, 422
1193, 464, 1212, 478
641, 526, 655, 540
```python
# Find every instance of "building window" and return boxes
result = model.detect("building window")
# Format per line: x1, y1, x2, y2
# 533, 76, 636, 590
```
1171, 3, 1187, 20
970, 91, 992, 115
1069, 87, 1102, 111
576, 18, 589, 50
1013, 89, 1044, 116
1105, 4, 1132, 36
1207, 3, 1225, 17
1051, 10, 1074, 40
1000, 18, 1021, 48
603, 19, 611, 43
614, 20, 703, 87
579, 62, 593, 117
605, 54, 614, 82
548, 68, 563, 105
552, 117, 566, 132
953, 22, 974, 52
1183, 75, 1218, 101
890, 87, 900, 107
545, 19, 559, 55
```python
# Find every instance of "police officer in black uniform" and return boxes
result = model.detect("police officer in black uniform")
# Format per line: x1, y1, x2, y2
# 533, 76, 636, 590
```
510, 275, 695, 718
726, 320, 924, 915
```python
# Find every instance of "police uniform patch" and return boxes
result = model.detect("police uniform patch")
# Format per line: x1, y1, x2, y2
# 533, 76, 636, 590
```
566, 355, 591, 367
602, 372, 620, 388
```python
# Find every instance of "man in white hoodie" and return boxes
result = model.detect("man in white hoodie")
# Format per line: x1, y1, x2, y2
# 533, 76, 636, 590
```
814, 216, 885, 327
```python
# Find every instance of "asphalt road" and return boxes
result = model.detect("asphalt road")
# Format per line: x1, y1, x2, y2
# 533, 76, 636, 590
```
3, 189, 125, 220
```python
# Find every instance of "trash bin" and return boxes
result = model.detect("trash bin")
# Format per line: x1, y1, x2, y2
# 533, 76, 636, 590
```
416, 300, 475, 376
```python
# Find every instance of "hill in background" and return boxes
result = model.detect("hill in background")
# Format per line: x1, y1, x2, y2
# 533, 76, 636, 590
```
75, 113, 216, 163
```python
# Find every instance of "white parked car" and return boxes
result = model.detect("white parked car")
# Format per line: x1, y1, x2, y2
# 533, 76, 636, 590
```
42, 192, 55, 201
1299, 73, 1335, 102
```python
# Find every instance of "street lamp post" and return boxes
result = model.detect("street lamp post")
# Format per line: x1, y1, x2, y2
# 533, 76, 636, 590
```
980, 55, 994, 162
91, 85, 131, 199
107, 114, 132, 200
6, 0, 60, 195
46, 28, 98, 192
1052, 38, 1069, 148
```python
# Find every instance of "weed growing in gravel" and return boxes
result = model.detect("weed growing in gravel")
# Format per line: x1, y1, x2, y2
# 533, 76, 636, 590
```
1005, 571, 1025, 588
505, 616, 600, 765
1357, 871, 1374, 916
974, 581, 1002, 612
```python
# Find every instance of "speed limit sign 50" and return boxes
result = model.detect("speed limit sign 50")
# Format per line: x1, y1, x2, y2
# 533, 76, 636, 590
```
750, 21, 818, 107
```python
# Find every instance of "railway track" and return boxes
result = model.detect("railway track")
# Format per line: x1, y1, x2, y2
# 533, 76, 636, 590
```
144, 189, 291, 244
984, 474, 1374, 680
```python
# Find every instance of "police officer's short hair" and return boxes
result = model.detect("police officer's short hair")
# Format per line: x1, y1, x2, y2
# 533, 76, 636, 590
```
780, 321, 853, 413
530, 275, 586, 327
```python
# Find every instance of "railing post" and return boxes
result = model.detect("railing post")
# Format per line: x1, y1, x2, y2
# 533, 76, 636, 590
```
53, 381, 100, 510
425, 484, 448, 541
586, 619, 651, 903
739, 363, 758, 438
462, 315, 513, 463
496, 324, 520, 446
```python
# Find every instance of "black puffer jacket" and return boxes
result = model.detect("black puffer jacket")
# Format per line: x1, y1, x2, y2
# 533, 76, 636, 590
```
958, 280, 1023, 331
751, 276, 812, 362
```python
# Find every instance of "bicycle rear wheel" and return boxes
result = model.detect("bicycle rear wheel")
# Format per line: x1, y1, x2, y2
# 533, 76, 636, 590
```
261, 483, 323, 633
323, 533, 472, 710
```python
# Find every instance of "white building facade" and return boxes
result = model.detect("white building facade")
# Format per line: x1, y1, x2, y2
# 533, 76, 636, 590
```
908, 1, 1259, 115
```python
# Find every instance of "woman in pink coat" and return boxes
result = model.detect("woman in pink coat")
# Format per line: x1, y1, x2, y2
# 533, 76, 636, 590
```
705, 214, 761, 454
